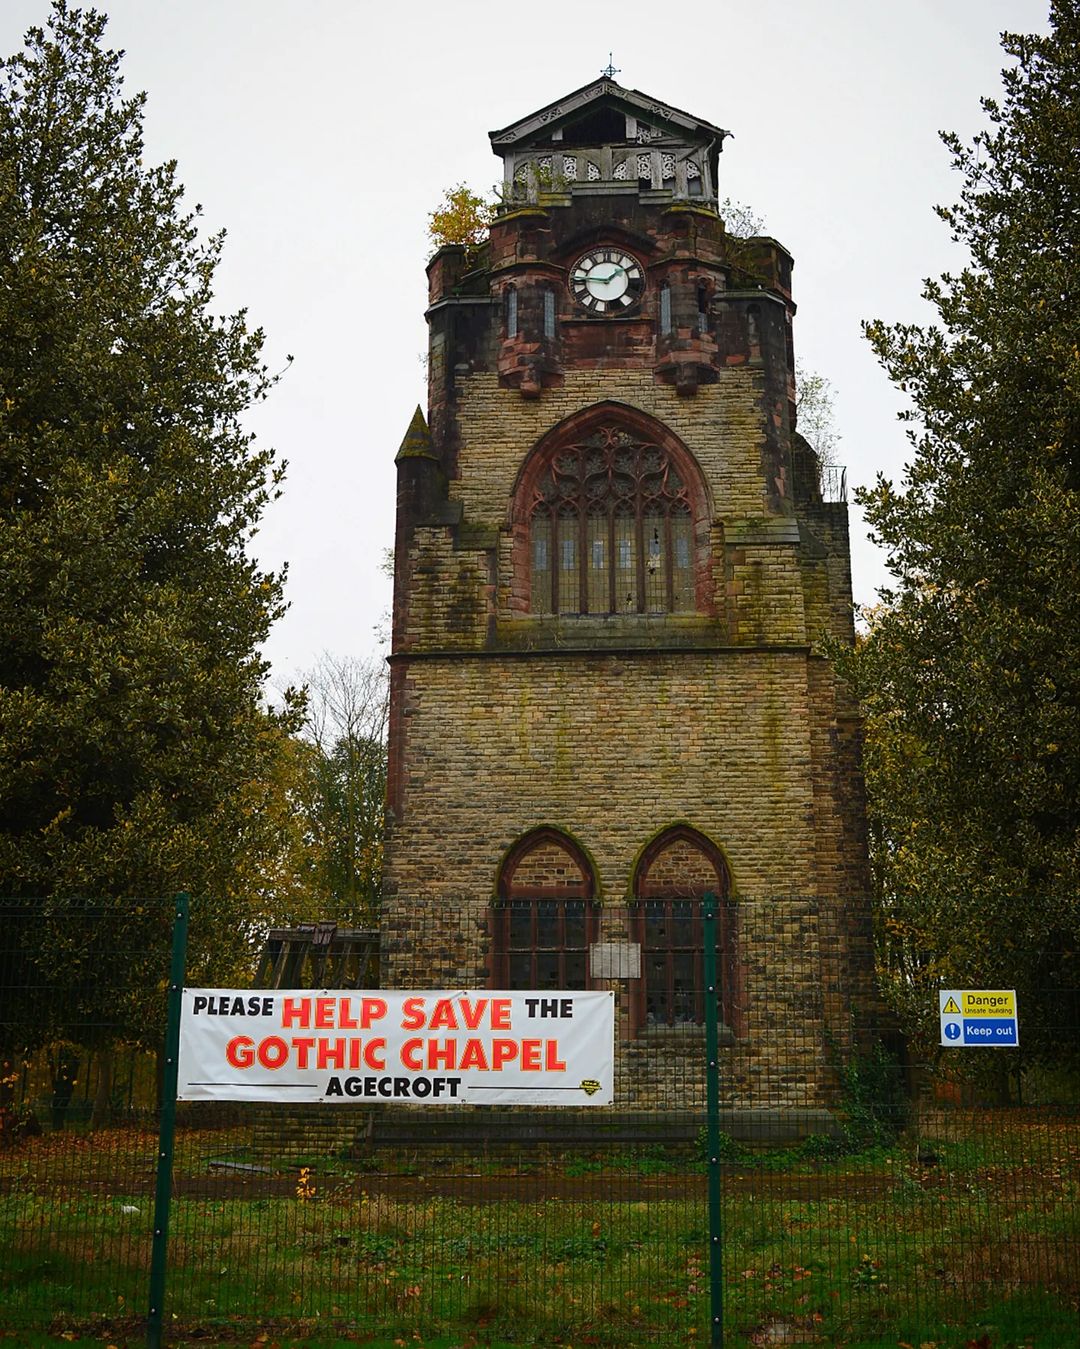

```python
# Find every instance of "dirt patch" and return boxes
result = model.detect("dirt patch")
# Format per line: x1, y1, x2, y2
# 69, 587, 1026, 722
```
0, 1168, 905, 1202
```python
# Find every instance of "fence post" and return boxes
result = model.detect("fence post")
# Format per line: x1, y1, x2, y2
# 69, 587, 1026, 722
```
147, 893, 189, 1349
703, 893, 724, 1347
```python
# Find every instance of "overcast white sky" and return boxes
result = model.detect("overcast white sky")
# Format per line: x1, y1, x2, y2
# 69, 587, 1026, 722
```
2, 0, 1052, 686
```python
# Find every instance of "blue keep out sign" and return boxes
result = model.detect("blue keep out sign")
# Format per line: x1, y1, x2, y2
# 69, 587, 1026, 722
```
939, 990, 1019, 1048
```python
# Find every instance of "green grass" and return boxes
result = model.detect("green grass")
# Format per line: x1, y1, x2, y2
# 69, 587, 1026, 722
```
2, 1115, 1078, 1346
0, 1338, 534, 1348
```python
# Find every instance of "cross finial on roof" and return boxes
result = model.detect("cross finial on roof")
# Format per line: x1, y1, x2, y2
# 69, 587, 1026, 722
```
601, 53, 620, 80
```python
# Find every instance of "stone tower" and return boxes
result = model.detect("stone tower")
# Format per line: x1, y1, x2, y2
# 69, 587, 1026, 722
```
383, 78, 875, 1111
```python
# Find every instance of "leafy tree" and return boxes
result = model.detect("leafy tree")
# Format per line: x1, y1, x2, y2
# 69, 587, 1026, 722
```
795, 363, 840, 469
293, 654, 388, 928
837, 1, 1080, 1067
427, 183, 492, 253
718, 196, 765, 240
0, 2, 301, 1088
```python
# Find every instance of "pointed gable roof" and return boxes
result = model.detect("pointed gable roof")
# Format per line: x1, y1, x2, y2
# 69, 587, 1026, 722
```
395, 406, 436, 464
489, 77, 730, 151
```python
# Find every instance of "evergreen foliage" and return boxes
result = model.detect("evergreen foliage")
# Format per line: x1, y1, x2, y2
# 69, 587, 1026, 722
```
837, 1, 1080, 1062
0, 4, 301, 1011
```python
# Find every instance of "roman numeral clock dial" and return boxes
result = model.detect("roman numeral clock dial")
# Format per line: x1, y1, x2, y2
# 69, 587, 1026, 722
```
569, 248, 645, 314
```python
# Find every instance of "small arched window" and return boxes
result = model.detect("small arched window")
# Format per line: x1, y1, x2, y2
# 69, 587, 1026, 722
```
659, 283, 672, 336
542, 287, 556, 340
632, 826, 737, 1034
524, 418, 700, 616
493, 829, 597, 990
505, 285, 518, 339
697, 284, 709, 335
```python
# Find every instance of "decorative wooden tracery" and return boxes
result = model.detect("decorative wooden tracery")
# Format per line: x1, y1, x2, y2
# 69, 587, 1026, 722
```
254, 923, 379, 989
527, 422, 697, 616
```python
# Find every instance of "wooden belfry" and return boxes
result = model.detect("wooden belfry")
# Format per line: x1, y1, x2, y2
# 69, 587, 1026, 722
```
254, 923, 379, 989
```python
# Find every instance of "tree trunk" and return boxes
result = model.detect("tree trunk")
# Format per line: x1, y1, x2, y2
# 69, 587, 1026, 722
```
994, 1055, 1012, 1107
0, 1055, 15, 1112
89, 1045, 115, 1130
50, 1046, 80, 1130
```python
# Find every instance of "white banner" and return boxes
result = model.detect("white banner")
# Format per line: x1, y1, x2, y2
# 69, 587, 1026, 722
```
177, 988, 614, 1106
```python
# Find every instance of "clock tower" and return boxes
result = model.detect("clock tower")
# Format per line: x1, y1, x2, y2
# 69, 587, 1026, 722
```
383, 78, 876, 1113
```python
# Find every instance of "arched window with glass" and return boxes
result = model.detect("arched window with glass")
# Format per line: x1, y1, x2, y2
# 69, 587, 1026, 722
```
492, 829, 598, 990
542, 287, 556, 340
631, 825, 738, 1035
519, 411, 708, 617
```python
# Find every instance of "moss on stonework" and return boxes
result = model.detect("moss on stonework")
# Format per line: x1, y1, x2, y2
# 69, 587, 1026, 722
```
455, 521, 500, 551
488, 822, 605, 902
395, 405, 436, 462
446, 565, 482, 635
493, 614, 722, 651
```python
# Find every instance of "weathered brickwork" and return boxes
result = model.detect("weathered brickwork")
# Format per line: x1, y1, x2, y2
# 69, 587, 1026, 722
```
384, 79, 878, 1114
380, 893, 849, 1110
453, 370, 768, 526
388, 651, 817, 897
382, 650, 865, 1106
509, 840, 588, 891
641, 837, 718, 889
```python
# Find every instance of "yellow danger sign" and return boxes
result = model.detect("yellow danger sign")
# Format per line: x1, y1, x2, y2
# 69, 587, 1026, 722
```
961, 990, 1015, 1017
940, 989, 1019, 1047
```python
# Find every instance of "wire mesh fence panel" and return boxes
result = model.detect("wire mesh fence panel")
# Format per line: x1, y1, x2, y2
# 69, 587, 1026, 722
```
2, 895, 1078, 1345
0, 897, 172, 1335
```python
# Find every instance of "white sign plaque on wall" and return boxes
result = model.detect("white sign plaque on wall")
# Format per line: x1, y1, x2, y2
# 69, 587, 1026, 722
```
590, 942, 642, 979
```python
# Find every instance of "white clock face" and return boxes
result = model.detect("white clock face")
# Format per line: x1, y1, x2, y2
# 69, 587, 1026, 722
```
570, 248, 645, 314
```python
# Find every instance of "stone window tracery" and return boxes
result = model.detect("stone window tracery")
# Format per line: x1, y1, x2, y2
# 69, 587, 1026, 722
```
526, 421, 698, 616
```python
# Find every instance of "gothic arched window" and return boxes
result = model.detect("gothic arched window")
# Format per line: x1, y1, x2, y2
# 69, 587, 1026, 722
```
631, 826, 737, 1034
521, 413, 707, 617
493, 829, 598, 990
542, 287, 556, 340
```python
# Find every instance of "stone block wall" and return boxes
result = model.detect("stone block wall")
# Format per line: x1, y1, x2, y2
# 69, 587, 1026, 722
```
385, 178, 878, 1115
380, 890, 853, 1110
381, 646, 871, 1107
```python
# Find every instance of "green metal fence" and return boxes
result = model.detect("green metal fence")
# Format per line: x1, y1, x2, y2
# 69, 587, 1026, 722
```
2, 895, 1078, 1346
